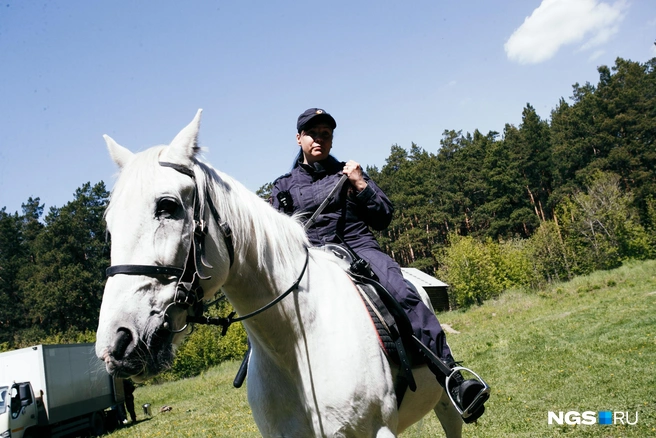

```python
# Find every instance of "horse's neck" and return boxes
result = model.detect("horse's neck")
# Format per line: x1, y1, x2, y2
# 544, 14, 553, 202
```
221, 240, 310, 358
204, 168, 309, 324
224, 243, 306, 308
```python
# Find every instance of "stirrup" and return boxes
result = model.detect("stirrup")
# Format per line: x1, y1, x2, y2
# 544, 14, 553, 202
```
445, 366, 491, 420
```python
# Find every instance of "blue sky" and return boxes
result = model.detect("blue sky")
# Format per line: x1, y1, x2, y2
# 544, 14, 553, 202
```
1, 0, 654, 216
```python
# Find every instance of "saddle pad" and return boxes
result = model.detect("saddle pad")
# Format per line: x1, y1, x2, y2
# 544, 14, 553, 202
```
354, 278, 421, 401
356, 283, 400, 363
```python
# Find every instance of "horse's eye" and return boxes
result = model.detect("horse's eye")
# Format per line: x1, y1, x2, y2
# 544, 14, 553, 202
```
156, 198, 180, 219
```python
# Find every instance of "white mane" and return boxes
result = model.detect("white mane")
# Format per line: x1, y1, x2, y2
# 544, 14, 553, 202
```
194, 158, 309, 274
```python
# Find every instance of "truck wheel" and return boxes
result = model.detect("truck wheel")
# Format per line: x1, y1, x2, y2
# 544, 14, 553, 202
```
22, 429, 36, 438
89, 411, 106, 436
23, 428, 46, 438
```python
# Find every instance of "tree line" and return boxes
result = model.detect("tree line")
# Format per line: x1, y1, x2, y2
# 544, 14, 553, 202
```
363, 57, 656, 306
0, 183, 109, 347
1, 57, 654, 351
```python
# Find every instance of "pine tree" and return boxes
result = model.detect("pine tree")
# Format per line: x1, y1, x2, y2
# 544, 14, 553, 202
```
20, 183, 109, 336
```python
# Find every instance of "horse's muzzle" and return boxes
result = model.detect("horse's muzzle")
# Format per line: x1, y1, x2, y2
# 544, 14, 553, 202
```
98, 323, 174, 380
98, 327, 143, 378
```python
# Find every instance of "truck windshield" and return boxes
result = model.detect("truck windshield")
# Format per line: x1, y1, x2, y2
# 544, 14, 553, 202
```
0, 386, 7, 415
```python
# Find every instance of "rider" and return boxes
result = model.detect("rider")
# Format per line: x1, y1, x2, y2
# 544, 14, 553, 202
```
271, 108, 488, 423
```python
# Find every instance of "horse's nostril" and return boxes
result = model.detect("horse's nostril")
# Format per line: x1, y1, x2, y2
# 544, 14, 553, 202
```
112, 327, 134, 360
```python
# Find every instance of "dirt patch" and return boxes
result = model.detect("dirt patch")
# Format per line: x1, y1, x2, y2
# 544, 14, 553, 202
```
441, 323, 460, 334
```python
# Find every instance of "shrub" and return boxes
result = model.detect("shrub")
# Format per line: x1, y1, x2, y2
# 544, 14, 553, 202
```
11, 327, 97, 349
557, 171, 651, 273
160, 299, 248, 381
494, 238, 539, 289
525, 221, 575, 284
436, 234, 503, 308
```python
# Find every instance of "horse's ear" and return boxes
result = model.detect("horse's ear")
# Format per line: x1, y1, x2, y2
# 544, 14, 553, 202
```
104, 134, 135, 168
167, 109, 203, 162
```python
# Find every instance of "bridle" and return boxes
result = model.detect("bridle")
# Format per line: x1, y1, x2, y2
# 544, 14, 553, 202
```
105, 161, 234, 333
105, 160, 309, 335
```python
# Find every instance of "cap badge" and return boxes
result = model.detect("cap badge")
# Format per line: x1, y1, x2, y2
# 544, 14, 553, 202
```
316, 110, 323, 114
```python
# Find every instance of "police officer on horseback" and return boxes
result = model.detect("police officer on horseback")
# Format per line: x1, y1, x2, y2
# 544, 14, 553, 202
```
271, 108, 489, 423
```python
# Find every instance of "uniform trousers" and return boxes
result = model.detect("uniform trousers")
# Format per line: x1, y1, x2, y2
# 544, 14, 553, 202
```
356, 247, 454, 378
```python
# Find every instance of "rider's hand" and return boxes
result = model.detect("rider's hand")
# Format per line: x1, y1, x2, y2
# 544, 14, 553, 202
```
343, 160, 368, 192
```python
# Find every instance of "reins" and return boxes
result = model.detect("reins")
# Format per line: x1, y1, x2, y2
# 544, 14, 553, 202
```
186, 248, 309, 334
304, 174, 348, 231
105, 160, 309, 336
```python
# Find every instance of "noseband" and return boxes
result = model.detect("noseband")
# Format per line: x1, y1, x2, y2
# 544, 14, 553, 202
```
106, 160, 235, 333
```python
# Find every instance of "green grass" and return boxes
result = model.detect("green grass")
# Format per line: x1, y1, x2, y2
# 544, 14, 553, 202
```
106, 361, 259, 438
105, 260, 656, 437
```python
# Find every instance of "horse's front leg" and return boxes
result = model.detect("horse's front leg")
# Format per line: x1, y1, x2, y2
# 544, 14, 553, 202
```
434, 388, 463, 438
247, 351, 316, 437
372, 427, 396, 438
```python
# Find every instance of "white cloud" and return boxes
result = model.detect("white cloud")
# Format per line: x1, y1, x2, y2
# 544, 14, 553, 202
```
588, 49, 605, 61
504, 0, 628, 64
439, 80, 458, 91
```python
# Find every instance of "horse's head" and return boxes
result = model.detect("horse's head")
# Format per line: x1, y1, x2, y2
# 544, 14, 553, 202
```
96, 110, 229, 380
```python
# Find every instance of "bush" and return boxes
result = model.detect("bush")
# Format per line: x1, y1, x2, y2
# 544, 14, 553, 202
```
493, 238, 538, 290
437, 234, 503, 308
10, 327, 97, 349
644, 196, 656, 258
160, 299, 248, 381
557, 171, 651, 273
437, 234, 543, 308
525, 221, 575, 284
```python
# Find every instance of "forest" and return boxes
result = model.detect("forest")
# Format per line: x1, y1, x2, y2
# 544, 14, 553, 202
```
1, 57, 655, 355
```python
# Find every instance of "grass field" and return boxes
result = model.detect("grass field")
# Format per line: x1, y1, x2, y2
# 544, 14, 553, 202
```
105, 260, 656, 437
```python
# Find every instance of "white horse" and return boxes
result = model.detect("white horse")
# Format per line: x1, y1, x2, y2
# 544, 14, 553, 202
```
95, 110, 463, 437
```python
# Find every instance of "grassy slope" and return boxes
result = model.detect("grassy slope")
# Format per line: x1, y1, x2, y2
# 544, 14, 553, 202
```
106, 260, 656, 437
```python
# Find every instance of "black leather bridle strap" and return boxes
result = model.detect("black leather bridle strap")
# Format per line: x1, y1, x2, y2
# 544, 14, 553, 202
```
158, 161, 195, 178
106, 161, 234, 277
186, 248, 310, 333
205, 192, 235, 267
159, 161, 235, 267
106, 265, 184, 277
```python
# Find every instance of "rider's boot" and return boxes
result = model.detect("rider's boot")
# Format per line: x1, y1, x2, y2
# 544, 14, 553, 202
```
443, 358, 489, 424
428, 354, 489, 424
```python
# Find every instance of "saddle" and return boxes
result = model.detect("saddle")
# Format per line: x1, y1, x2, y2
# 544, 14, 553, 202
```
318, 244, 429, 405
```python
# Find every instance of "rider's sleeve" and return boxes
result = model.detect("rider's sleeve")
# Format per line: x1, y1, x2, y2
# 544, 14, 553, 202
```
351, 176, 394, 230
269, 180, 280, 210
270, 175, 293, 215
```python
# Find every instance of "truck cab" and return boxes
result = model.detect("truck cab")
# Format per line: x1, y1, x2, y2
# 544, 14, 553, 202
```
1, 382, 38, 438
1, 344, 125, 438
0, 386, 8, 438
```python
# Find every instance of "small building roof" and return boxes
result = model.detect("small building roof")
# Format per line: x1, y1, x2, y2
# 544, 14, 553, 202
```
400, 267, 448, 288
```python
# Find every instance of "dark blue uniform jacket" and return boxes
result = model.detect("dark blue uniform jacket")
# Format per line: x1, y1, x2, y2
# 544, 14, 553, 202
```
271, 155, 393, 251
271, 154, 452, 365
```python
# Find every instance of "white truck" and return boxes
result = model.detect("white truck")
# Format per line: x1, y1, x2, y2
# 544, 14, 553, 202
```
0, 344, 124, 438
